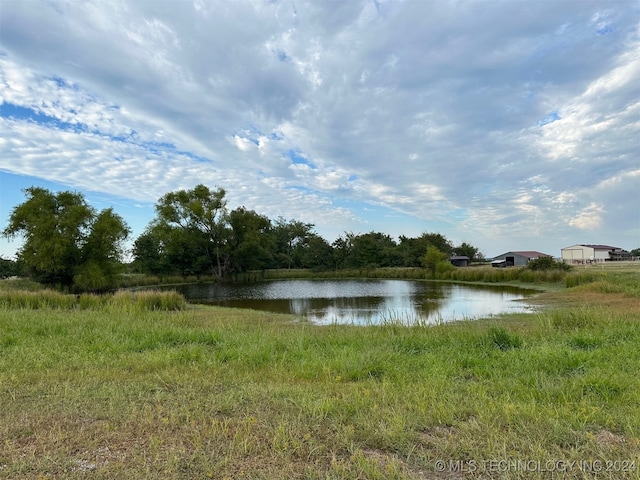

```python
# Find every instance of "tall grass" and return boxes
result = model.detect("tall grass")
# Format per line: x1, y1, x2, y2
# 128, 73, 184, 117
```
265, 266, 573, 284
565, 271, 640, 297
0, 289, 78, 309
110, 290, 187, 311
0, 286, 186, 311
114, 273, 219, 288
566, 271, 601, 288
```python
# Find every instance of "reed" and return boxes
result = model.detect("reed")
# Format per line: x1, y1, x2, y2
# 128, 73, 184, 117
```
0, 285, 186, 311
110, 289, 187, 311
566, 271, 600, 288
0, 288, 76, 309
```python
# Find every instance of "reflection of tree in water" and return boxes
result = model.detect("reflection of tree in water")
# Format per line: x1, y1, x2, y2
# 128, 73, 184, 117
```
289, 296, 386, 320
414, 283, 449, 319
172, 280, 535, 325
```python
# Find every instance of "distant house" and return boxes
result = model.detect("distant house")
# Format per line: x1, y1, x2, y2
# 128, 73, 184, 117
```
491, 251, 551, 267
450, 255, 470, 267
561, 244, 631, 264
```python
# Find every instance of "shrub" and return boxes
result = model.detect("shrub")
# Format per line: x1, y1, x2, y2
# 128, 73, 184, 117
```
526, 257, 572, 271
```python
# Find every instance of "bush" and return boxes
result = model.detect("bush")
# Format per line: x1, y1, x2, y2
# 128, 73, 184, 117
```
526, 257, 571, 271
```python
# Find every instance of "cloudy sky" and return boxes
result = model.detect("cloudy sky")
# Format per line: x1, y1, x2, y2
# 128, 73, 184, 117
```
1, 0, 639, 260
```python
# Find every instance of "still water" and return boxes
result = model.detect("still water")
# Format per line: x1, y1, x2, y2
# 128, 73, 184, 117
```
172, 279, 537, 325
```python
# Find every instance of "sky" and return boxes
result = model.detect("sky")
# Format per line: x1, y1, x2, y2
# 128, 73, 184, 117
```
1, 0, 639, 261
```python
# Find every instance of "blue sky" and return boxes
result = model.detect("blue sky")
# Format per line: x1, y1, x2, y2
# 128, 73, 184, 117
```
1, 0, 639, 260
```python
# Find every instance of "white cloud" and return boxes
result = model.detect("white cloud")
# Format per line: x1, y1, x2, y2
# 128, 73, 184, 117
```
569, 203, 605, 230
231, 135, 257, 152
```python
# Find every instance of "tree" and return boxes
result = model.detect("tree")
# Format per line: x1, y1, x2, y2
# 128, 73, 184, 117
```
420, 232, 453, 256
74, 208, 131, 290
0, 256, 18, 278
347, 231, 398, 268
526, 256, 571, 271
397, 235, 425, 267
397, 233, 454, 267
332, 233, 354, 270
154, 184, 229, 278
227, 207, 274, 272
421, 246, 449, 277
272, 217, 315, 269
2, 187, 129, 289
298, 233, 334, 270
454, 241, 483, 262
132, 228, 166, 275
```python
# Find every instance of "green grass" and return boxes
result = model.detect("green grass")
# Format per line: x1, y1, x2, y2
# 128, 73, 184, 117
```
264, 266, 574, 284
0, 272, 639, 479
0, 286, 186, 311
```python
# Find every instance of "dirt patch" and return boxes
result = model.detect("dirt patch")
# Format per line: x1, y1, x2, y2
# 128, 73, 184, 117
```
595, 430, 626, 447
72, 446, 128, 472
419, 425, 459, 445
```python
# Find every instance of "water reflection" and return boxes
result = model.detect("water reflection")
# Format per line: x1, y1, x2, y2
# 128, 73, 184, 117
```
172, 279, 537, 325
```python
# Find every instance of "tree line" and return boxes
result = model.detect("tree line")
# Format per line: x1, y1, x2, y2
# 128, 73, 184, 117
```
2, 184, 484, 290
131, 184, 483, 277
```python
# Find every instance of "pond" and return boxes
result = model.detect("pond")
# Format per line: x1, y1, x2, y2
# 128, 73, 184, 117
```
170, 279, 538, 325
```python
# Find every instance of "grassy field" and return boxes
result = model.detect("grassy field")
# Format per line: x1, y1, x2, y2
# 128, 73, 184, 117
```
0, 267, 639, 479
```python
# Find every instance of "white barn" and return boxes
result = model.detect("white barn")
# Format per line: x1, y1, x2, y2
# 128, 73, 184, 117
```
561, 244, 626, 264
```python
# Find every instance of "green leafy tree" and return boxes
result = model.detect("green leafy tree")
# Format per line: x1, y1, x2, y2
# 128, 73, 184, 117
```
168, 228, 209, 276
526, 256, 571, 271
454, 241, 483, 262
0, 256, 19, 278
421, 246, 449, 277
154, 184, 229, 278
420, 232, 454, 256
348, 231, 398, 268
227, 207, 274, 272
298, 233, 334, 270
272, 217, 315, 269
2, 187, 129, 289
397, 235, 425, 267
397, 233, 454, 267
74, 208, 131, 290
332, 233, 354, 270
132, 229, 167, 275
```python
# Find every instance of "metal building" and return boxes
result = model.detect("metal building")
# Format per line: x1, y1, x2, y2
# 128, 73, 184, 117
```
561, 244, 630, 264
491, 251, 551, 267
